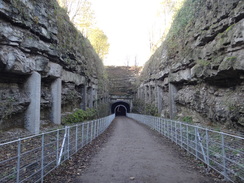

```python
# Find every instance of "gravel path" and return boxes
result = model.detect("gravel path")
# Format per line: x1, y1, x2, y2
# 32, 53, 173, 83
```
74, 117, 216, 183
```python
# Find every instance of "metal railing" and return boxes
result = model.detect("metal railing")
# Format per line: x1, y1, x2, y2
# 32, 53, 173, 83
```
127, 113, 244, 183
0, 114, 115, 183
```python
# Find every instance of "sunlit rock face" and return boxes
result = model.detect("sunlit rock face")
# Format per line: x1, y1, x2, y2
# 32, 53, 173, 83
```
138, 0, 244, 131
0, 0, 107, 131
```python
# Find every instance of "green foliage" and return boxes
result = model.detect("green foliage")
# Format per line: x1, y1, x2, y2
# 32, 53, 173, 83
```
132, 99, 145, 114
51, 0, 108, 92
96, 103, 110, 118
62, 108, 97, 124
225, 24, 234, 33
182, 116, 193, 123
140, 0, 202, 80
88, 28, 110, 60
57, 0, 110, 61
145, 103, 159, 116
196, 60, 210, 66
226, 56, 237, 62
166, 0, 200, 40
162, 0, 201, 58
132, 99, 159, 117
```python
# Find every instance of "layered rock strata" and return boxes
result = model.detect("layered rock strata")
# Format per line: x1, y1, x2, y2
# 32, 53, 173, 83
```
138, 0, 244, 130
0, 0, 108, 133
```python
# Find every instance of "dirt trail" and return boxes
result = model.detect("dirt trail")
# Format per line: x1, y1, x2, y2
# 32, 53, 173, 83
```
75, 117, 215, 183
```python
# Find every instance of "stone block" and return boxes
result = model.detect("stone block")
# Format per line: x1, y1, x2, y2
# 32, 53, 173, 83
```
48, 62, 62, 78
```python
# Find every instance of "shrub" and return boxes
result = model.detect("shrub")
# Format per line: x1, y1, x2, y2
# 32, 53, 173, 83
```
132, 99, 159, 117
62, 108, 97, 124
96, 103, 110, 118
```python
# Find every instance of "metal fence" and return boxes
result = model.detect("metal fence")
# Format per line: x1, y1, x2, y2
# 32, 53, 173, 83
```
127, 113, 244, 183
0, 114, 115, 183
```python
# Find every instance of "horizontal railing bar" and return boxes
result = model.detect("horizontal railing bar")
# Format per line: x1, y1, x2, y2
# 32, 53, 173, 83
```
127, 113, 243, 183
0, 114, 115, 183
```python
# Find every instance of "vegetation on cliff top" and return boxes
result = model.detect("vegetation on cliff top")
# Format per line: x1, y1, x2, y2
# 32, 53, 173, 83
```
57, 0, 110, 61
140, 0, 201, 82
51, 0, 108, 94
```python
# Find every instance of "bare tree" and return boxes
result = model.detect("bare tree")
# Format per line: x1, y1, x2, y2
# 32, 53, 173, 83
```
58, 0, 90, 23
148, 0, 184, 52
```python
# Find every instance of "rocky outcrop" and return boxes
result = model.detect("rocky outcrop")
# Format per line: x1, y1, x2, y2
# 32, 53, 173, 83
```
138, 0, 244, 130
106, 66, 140, 96
0, 0, 108, 132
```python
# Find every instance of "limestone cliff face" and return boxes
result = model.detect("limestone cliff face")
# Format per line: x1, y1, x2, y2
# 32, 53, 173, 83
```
138, 0, 244, 130
106, 66, 139, 96
0, 0, 108, 131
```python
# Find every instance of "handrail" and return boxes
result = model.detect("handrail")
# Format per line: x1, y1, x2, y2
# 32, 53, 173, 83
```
0, 114, 115, 183
127, 113, 244, 183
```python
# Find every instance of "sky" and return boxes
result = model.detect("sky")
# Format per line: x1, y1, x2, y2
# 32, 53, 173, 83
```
90, 0, 163, 66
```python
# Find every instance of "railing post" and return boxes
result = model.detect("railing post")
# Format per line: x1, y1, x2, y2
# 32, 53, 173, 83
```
94, 120, 96, 138
97, 120, 98, 137
101, 119, 103, 133
58, 127, 67, 165
175, 121, 177, 144
101, 119, 103, 134
205, 128, 210, 170
163, 119, 166, 136
180, 123, 183, 148
155, 118, 157, 131
157, 118, 159, 132
16, 139, 21, 183
91, 122, 93, 142
195, 127, 198, 160
81, 123, 84, 147
154, 117, 156, 131
75, 124, 78, 152
186, 125, 189, 154
166, 120, 168, 137
86, 123, 89, 144
99, 119, 101, 135
101, 118, 103, 133
159, 118, 161, 133
67, 127, 70, 159
56, 130, 59, 166
156, 118, 157, 131
159, 118, 162, 134
221, 132, 227, 179
171, 120, 173, 141
41, 133, 44, 183
95, 120, 97, 138
97, 119, 100, 136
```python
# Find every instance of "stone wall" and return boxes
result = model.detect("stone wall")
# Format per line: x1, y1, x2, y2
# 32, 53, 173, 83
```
0, 0, 108, 133
106, 66, 140, 96
137, 0, 244, 130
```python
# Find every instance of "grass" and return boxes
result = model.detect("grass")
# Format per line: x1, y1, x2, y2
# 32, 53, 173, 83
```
196, 60, 210, 66
226, 56, 237, 62
182, 116, 193, 123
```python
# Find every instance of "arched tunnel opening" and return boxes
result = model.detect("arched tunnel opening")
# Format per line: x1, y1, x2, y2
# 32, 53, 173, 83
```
111, 101, 130, 116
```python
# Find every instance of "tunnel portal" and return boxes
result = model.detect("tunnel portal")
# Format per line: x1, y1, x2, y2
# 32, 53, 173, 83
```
111, 101, 130, 116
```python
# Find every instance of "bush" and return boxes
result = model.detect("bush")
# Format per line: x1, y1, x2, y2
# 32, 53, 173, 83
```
132, 99, 159, 117
62, 108, 97, 124
145, 103, 159, 117
96, 103, 110, 118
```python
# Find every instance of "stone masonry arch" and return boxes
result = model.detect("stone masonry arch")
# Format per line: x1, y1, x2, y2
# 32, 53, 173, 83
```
111, 101, 130, 116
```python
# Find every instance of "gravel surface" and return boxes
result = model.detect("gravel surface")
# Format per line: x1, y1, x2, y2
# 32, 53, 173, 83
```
45, 117, 228, 183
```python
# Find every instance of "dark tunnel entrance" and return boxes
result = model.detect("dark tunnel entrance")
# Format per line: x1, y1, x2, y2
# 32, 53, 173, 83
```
111, 101, 130, 116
